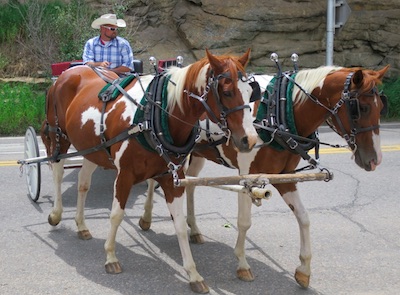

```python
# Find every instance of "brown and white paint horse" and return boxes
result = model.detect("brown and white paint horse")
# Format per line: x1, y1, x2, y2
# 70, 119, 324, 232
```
143, 65, 390, 290
41, 49, 259, 293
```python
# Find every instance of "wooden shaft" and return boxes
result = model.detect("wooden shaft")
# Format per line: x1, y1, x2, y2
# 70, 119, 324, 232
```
176, 172, 331, 187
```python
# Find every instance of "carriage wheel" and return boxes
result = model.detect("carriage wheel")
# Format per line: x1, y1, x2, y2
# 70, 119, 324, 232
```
24, 126, 41, 202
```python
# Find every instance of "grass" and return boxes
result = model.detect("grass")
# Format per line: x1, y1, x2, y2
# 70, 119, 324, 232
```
380, 77, 400, 120
0, 82, 49, 135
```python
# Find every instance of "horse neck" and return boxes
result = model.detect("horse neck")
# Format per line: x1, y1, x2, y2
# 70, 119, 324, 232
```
292, 67, 342, 136
293, 98, 328, 136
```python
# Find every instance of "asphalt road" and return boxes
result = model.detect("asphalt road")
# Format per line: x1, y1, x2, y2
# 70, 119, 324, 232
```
0, 124, 400, 295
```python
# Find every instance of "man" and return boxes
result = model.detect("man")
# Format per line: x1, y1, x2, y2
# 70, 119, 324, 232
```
83, 14, 134, 74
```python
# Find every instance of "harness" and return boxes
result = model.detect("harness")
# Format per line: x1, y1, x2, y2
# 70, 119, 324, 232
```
43, 65, 253, 184
253, 71, 321, 169
252, 65, 386, 173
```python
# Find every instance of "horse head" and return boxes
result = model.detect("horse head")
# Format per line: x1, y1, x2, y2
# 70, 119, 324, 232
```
202, 48, 259, 152
324, 65, 390, 171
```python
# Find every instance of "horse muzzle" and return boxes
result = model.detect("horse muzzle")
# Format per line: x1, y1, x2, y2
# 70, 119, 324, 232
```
354, 149, 382, 172
232, 133, 257, 153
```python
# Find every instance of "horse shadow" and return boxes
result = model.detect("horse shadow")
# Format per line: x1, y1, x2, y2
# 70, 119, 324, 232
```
45, 215, 320, 295
37, 167, 149, 210
35, 168, 320, 294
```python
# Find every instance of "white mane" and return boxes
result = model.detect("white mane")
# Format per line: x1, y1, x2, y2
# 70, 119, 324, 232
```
165, 64, 209, 112
293, 66, 342, 105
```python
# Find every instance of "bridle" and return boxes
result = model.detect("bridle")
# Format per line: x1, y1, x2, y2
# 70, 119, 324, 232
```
185, 69, 260, 139
283, 72, 385, 152
326, 72, 385, 151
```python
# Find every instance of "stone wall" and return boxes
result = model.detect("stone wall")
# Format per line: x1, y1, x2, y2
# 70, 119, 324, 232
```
92, 0, 399, 77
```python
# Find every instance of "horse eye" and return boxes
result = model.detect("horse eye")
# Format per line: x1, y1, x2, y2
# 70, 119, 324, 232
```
360, 104, 370, 115
223, 91, 233, 97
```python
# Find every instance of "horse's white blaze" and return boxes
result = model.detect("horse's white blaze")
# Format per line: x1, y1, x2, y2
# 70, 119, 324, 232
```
372, 130, 382, 166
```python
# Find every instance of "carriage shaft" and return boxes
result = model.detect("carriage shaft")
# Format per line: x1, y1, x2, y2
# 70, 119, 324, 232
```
177, 172, 331, 187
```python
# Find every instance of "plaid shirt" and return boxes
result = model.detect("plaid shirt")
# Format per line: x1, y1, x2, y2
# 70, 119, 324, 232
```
83, 36, 134, 70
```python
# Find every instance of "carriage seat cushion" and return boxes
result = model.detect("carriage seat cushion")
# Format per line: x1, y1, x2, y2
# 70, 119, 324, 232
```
98, 75, 136, 101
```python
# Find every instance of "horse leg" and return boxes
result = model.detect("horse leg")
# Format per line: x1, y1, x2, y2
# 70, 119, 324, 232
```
104, 170, 134, 274
48, 160, 65, 226
167, 194, 209, 293
104, 196, 124, 274
185, 156, 206, 244
75, 158, 98, 240
279, 188, 311, 288
138, 179, 156, 231
234, 190, 254, 281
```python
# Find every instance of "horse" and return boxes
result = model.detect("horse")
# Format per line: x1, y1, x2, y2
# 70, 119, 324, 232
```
40, 49, 260, 293
141, 64, 390, 289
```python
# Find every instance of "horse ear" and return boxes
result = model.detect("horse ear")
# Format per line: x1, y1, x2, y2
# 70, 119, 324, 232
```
237, 48, 251, 68
352, 69, 364, 88
376, 64, 390, 81
206, 49, 223, 73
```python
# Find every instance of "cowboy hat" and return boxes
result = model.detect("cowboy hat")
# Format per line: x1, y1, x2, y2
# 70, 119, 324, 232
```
91, 14, 126, 29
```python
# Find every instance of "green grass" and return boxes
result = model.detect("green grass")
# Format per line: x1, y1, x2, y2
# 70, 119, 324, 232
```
0, 82, 49, 135
380, 77, 400, 121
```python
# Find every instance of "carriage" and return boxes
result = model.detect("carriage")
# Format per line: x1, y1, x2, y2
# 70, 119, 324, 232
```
17, 49, 389, 293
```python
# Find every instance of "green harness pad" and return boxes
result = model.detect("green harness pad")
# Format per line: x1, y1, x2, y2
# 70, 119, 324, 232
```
98, 75, 136, 101
256, 74, 298, 150
132, 76, 174, 152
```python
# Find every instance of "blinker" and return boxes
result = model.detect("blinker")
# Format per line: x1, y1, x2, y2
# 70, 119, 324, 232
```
346, 98, 361, 121
379, 91, 389, 116
249, 81, 261, 102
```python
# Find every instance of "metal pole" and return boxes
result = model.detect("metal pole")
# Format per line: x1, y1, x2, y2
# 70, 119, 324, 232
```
326, 0, 335, 65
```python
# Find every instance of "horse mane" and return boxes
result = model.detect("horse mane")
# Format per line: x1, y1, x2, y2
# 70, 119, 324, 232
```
165, 54, 246, 112
293, 66, 343, 105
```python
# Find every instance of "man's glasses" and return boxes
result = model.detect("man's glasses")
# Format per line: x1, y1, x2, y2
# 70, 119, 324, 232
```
102, 26, 118, 31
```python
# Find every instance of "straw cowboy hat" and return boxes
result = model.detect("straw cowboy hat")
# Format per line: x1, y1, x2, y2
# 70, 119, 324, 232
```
91, 14, 126, 29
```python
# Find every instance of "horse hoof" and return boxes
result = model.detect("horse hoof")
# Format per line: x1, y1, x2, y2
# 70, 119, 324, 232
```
77, 230, 92, 240
48, 214, 60, 226
105, 262, 122, 274
237, 268, 255, 282
295, 270, 310, 288
189, 281, 209, 293
190, 234, 205, 244
139, 218, 151, 231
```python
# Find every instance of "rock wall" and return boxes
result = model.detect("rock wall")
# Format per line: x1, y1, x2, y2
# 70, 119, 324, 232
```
93, 0, 400, 77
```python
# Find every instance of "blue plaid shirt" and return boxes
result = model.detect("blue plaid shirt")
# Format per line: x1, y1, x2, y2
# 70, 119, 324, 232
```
83, 36, 134, 70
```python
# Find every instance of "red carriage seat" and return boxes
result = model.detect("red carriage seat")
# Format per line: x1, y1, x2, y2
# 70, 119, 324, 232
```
51, 60, 84, 76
